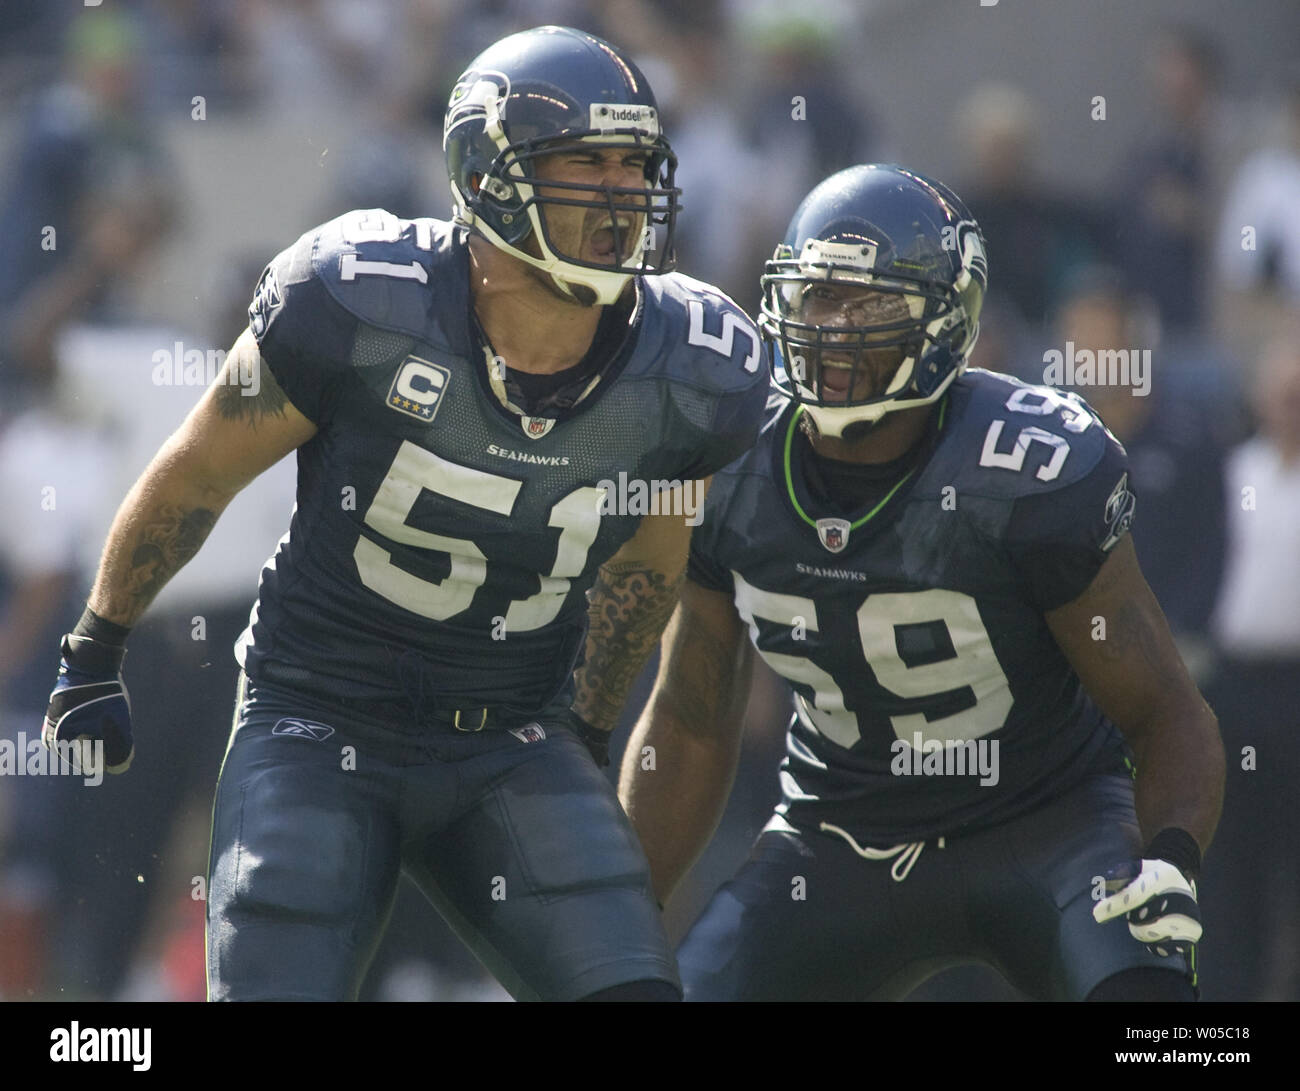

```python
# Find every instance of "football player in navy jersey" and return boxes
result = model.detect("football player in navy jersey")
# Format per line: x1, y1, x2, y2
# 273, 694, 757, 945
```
41, 26, 769, 1001
619, 165, 1224, 1001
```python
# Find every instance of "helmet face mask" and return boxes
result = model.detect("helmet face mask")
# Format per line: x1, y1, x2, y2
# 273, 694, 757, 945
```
766, 269, 940, 408
443, 31, 681, 306
500, 132, 676, 274
759, 166, 987, 438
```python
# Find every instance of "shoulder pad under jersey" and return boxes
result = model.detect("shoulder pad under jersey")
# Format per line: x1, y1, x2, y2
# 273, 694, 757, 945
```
928, 368, 1123, 500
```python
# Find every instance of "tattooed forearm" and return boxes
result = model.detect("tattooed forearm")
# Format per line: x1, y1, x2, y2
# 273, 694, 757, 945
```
573, 560, 686, 731
661, 597, 737, 735
91, 502, 218, 626
213, 351, 288, 427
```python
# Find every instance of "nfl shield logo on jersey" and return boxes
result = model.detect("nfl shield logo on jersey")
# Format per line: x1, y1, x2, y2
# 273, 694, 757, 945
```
520, 415, 556, 439
816, 518, 851, 553
509, 722, 547, 744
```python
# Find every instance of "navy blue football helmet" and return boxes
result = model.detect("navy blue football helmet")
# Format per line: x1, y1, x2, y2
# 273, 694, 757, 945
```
444, 25, 680, 306
760, 164, 988, 437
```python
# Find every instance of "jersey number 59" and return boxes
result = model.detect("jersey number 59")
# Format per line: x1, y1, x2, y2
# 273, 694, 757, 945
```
734, 575, 1013, 749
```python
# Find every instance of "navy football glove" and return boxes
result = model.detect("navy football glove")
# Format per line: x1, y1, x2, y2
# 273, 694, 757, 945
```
1092, 828, 1202, 957
43, 634, 134, 775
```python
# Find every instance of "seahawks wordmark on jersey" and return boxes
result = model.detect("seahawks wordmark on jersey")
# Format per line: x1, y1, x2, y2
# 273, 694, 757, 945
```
689, 370, 1137, 842
237, 209, 767, 716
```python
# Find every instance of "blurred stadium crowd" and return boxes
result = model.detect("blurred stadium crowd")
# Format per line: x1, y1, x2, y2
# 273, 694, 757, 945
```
0, 0, 1297, 1002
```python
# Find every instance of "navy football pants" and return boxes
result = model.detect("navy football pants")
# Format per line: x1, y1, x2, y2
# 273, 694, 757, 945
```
678, 772, 1193, 1000
205, 676, 678, 1001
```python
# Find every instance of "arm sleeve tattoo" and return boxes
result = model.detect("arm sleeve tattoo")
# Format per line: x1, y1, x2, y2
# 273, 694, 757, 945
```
94, 502, 218, 625
659, 594, 740, 737
572, 559, 686, 732
213, 352, 289, 427
90, 351, 277, 626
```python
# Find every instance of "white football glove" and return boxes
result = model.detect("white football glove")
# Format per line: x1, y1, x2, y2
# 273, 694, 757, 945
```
1093, 857, 1201, 957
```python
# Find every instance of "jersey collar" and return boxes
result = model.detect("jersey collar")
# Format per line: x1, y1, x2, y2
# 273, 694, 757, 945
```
779, 395, 949, 538
464, 259, 644, 431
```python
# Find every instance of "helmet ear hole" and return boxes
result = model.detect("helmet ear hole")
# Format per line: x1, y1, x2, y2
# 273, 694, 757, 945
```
461, 154, 494, 201
915, 344, 954, 395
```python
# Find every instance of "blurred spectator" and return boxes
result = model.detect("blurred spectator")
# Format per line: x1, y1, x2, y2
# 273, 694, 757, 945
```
241, 0, 414, 115
328, 120, 428, 222
1214, 80, 1300, 367
966, 298, 1039, 386
0, 7, 177, 405
734, 2, 872, 186
1201, 322, 1300, 1000
133, 0, 254, 113
0, 3, 70, 102
0, 403, 113, 1000
1050, 268, 1229, 648
0, 258, 295, 1000
0, 11, 180, 996
1111, 25, 1228, 332
653, 7, 763, 303
727, 1, 875, 311
955, 84, 1109, 329
1211, 323, 1300, 656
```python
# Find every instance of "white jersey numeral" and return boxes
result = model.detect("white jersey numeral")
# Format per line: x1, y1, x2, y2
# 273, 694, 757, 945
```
339, 210, 434, 251
354, 441, 601, 628
339, 253, 428, 284
734, 575, 860, 748
341, 209, 404, 244
979, 420, 1071, 481
1004, 386, 1092, 433
733, 575, 1012, 748
505, 485, 604, 631
856, 589, 1012, 744
686, 300, 761, 372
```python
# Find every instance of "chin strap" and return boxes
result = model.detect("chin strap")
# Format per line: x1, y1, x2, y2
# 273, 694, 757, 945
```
476, 332, 608, 418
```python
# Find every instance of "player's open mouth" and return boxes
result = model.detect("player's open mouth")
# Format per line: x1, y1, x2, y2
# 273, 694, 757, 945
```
590, 228, 617, 258
819, 359, 856, 399
588, 218, 633, 260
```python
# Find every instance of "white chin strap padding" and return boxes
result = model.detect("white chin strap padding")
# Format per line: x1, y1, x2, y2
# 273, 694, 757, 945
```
474, 209, 633, 306
514, 179, 644, 306
548, 264, 633, 306
801, 364, 964, 438
803, 400, 889, 438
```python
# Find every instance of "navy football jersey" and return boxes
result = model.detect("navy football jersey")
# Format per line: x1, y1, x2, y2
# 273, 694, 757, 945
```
689, 370, 1138, 842
235, 209, 767, 714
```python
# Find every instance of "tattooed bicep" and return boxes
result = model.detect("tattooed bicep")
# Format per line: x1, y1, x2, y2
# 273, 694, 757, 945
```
213, 334, 289, 427
178, 330, 316, 498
